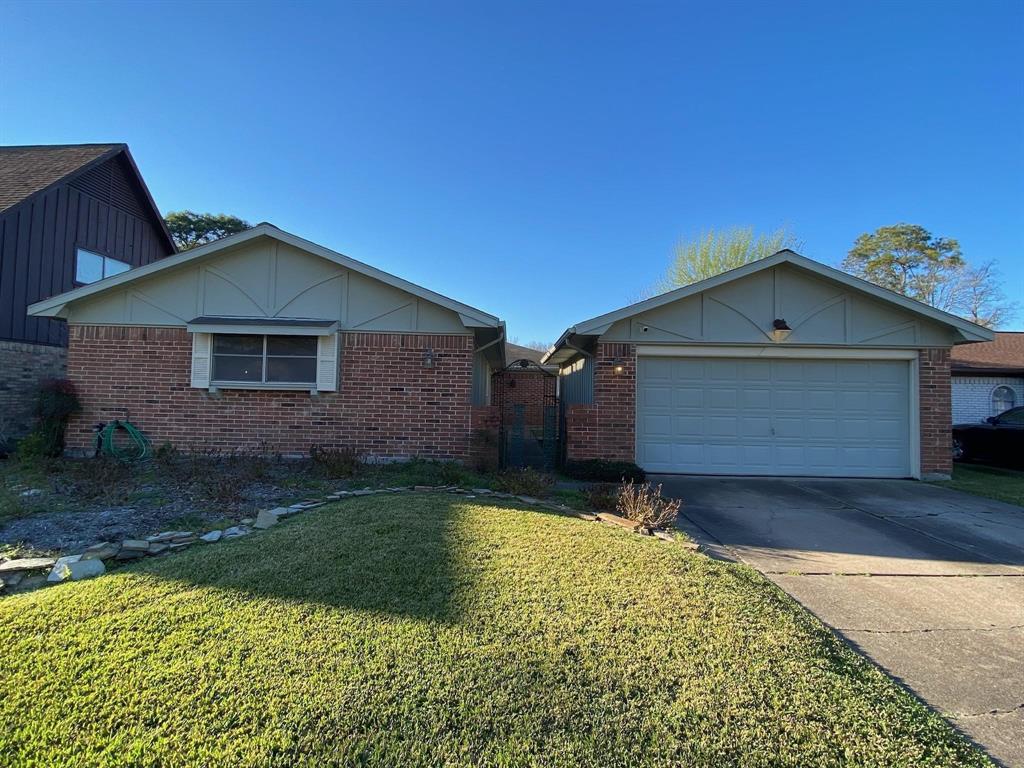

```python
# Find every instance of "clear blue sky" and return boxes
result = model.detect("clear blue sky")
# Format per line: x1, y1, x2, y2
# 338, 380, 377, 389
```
2, 0, 1022, 341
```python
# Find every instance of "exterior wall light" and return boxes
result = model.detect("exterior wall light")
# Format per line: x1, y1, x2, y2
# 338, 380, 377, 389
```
612, 359, 626, 375
423, 348, 435, 368
771, 318, 792, 343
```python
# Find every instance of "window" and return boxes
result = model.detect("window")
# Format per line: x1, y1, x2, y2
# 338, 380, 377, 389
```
992, 386, 1017, 416
75, 248, 131, 284
212, 334, 317, 385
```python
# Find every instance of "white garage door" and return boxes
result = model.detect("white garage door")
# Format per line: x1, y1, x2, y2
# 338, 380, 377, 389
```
636, 357, 912, 478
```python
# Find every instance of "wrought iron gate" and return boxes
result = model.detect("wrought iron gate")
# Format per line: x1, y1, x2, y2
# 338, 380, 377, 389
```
493, 359, 560, 471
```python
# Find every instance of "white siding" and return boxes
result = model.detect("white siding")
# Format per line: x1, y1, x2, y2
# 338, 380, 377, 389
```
952, 376, 1024, 424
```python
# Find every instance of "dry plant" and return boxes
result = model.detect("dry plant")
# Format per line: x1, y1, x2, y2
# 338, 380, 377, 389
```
616, 480, 681, 530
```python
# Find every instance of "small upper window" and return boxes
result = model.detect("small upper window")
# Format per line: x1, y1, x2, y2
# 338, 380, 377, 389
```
212, 334, 317, 385
992, 386, 1017, 416
75, 248, 131, 284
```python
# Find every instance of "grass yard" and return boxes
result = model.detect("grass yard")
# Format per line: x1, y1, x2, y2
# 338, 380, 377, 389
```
0, 495, 990, 767
935, 463, 1024, 507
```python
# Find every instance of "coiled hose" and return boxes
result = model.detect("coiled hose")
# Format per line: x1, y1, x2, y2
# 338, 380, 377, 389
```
96, 420, 151, 461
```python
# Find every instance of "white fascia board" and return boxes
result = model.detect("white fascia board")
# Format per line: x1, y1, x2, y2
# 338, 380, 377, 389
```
635, 344, 919, 360
28, 224, 502, 329
186, 320, 340, 336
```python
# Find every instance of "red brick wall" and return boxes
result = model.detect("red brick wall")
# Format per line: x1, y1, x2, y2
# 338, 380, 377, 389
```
66, 326, 478, 460
493, 369, 555, 426
564, 342, 636, 463
919, 347, 953, 478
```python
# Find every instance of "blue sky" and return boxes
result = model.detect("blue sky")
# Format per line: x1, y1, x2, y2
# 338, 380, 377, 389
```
2, 0, 1022, 341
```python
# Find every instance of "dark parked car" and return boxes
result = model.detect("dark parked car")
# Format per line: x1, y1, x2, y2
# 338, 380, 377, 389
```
952, 406, 1024, 468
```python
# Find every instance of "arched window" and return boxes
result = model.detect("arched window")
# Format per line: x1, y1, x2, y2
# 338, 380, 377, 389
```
992, 385, 1016, 416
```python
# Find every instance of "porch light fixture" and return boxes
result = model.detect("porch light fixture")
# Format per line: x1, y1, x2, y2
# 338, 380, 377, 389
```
771, 318, 792, 343
423, 348, 435, 368
612, 359, 626, 375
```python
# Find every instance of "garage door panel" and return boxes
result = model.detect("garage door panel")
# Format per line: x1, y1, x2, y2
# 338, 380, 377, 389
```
636, 356, 911, 478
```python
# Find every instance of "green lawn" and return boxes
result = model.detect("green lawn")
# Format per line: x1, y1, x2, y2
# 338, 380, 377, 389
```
935, 463, 1024, 507
0, 496, 990, 767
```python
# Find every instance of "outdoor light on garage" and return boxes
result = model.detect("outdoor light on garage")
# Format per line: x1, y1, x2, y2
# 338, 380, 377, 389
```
612, 359, 625, 375
771, 319, 792, 343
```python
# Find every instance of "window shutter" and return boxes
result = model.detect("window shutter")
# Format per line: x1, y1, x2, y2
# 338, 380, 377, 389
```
191, 332, 212, 388
316, 333, 339, 392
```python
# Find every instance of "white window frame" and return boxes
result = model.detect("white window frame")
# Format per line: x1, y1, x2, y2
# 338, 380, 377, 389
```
210, 333, 318, 389
75, 247, 131, 285
992, 385, 1016, 416
191, 331, 339, 393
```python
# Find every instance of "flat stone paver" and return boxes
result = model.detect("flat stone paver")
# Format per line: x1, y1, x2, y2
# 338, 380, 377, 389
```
660, 475, 1024, 767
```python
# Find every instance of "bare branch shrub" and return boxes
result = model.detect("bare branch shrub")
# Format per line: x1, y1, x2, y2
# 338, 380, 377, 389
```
616, 480, 681, 530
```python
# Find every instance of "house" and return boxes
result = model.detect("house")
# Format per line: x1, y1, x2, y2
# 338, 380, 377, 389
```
543, 250, 994, 480
27, 223, 505, 461
950, 332, 1024, 423
0, 144, 175, 441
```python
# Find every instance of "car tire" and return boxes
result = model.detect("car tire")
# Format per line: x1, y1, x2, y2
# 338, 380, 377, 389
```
952, 438, 965, 461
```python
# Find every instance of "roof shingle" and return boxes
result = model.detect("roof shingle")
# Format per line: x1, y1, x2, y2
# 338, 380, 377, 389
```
0, 143, 122, 212
951, 332, 1024, 374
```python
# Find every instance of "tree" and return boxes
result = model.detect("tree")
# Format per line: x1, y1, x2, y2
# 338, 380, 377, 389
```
165, 210, 252, 251
659, 226, 801, 290
843, 224, 1015, 328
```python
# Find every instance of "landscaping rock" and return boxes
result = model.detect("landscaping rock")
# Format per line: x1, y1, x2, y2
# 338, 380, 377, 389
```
49, 557, 105, 582
148, 542, 169, 555
654, 531, 675, 543
199, 530, 222, 543
0, 557, 56, 574
47, 555, 83, 582
413, 485, 432, 492
471, 488, 492, 495
596, 512, 641, 532
20, 488, 43, 497
116, 548, 146, 560
18, 574, 48, 590
253, 509, 280, 529
517, 496, 541, 505
240, 517, 254, 525
352, 490, 375, 496
121, 539, 150, 552
2, 571, 26, 587
81, 542, 120, 560
222, 526, 250, 538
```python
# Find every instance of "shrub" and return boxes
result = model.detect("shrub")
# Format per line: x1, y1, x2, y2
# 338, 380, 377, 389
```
68, 457, 133, 502
582, 483, 620, 512
616, 480, 681, 530
310, 445, 363, 478
15, 431, 50, 466
32, 379, 81, 457
494, 467, 554, 497
563, 459, 645, 484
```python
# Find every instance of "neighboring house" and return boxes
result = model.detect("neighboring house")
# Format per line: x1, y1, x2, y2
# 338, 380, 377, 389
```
27, 223, 505, 461
543, 250, 993, 480
0, 143, 175, 441
950, 332, 1024, 424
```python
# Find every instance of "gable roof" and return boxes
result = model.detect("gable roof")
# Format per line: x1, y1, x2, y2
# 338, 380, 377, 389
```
505, 343, 548, 365
28, 223, 501, 329
542, 250, 994, 363
0, 143, 175, 252
951, 332, 1024, 375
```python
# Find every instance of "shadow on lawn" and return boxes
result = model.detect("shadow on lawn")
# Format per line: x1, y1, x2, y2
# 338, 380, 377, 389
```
130, 496, 479, 621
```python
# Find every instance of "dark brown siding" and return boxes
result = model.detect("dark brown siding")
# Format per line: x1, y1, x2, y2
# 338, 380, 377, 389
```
0, 154, 173, 346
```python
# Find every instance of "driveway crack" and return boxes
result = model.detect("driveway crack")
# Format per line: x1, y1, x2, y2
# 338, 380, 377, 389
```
953, 702, 1024, 719
838, 624, 1024, 634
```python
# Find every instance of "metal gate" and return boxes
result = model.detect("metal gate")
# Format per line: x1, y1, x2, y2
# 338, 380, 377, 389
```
493, 359, 560, 470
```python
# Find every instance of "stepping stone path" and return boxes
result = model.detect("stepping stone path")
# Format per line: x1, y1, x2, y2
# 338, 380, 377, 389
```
0, 482, 679, 597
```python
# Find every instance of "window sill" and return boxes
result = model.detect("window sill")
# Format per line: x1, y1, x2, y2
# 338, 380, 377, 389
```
209, 382, 320, 394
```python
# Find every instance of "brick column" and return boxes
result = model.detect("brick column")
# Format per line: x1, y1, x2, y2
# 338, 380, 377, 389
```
593, 342, 636, 462
919, 348, 953, 479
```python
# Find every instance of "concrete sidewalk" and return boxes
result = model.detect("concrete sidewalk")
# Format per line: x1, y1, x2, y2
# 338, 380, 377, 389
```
660, 475, 1024, 767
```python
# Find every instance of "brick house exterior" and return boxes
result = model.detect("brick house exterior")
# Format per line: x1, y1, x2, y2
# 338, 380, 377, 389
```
29, 225, 505, 462
66, 327, 483, 459
547, 251, 992, 481
949, 332, 1024, 424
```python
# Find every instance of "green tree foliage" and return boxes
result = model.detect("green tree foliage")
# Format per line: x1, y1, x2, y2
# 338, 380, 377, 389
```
165, 211, 252, 251
843, 224, 1014, 328
660, 226, 801, 290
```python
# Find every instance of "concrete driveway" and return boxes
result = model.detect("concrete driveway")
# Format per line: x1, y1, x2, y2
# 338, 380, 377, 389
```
657, 475, 1024, 767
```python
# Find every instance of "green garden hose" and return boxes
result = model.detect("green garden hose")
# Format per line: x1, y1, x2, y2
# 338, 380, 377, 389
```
97, 420, 151, 461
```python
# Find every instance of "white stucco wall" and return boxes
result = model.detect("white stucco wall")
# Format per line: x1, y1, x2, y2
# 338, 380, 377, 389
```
951, 375, 1024, 423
